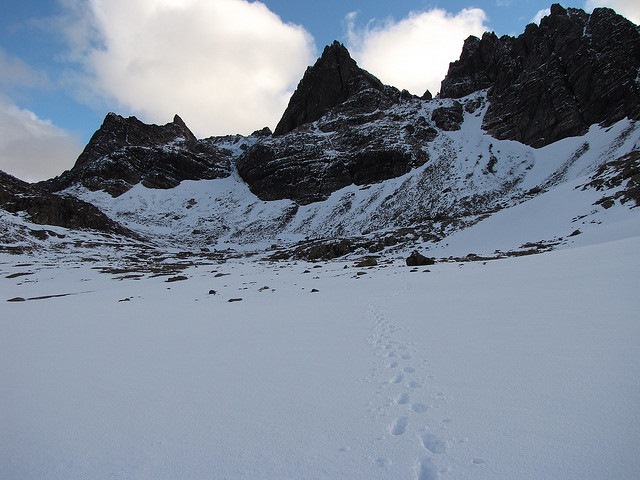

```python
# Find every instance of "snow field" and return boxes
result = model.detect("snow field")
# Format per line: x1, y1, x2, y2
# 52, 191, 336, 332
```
1, 236, 639, 479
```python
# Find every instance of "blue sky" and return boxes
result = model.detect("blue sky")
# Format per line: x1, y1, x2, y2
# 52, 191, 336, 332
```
1, 0, 638, 181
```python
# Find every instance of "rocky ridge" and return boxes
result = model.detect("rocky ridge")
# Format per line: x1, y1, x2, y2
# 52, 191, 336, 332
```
40, 114, 234, 197
273, 41, 388, 136
441, 4, 640, 147
1, 4, 639, 259
0, 170, 133, 238
36, 6, 640, 206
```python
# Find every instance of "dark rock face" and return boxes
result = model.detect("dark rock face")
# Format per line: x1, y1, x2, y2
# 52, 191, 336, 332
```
237, 41, 438, 204
0, 170, 133, 235
440, 5, 640, 147
40, 114, 232, 196
273, 41, 386, 136
237, 86, 431, 203
431, 102, 464, 131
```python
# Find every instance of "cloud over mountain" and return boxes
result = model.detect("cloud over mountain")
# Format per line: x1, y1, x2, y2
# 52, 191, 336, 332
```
0, 50, 80, 182
0, 94, 82, 182
585, 0, 640, 23
59, 0, 316, 137
345, 8, 489, 96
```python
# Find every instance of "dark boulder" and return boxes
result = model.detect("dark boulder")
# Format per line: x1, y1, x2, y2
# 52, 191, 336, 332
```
355, 257, 378, 267
406, 251, 435, 266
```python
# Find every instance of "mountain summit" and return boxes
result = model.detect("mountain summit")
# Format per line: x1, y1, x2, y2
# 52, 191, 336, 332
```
273, 41, 386, 136
441, 4, 640, 147
40, 113, 232, 197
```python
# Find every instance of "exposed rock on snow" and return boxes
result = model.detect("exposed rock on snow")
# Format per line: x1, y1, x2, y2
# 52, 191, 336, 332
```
440, 5, 640, 147
405, 251, 435, 267
583, 150, 640, 208
0, 169, 132, 237
273, 41, 387, 136
431, 101, 464, 131
39, 113, 232, 196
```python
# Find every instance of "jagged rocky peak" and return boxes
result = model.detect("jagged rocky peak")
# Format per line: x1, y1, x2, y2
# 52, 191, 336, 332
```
74, 113, 197, 168
273, 41, 386, 135
440, 3, 640, 147
40, 113, 231, 197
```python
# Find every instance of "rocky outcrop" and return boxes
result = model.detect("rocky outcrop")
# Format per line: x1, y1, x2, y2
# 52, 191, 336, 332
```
0, 170, 133, 236
236, 41, 441, 204
440, 4, 640, 147
40, 114, 232, 196
431, 102, 464, 131
273, 41, 387, 136
583, 150, 640, 208
237, 84, 433, 203
406, 251, 435, 266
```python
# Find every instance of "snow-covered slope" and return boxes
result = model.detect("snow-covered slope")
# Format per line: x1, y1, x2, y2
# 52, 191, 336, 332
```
60, 96, 639, 258
2, 68, 638, 480
2, 233, 638, 480
2, 6, 639, 479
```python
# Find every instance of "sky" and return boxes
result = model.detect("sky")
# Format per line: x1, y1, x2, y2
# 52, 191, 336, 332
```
1, 0, 639, 182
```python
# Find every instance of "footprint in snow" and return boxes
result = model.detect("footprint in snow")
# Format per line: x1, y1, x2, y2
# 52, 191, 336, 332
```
416, 457, 439, 480
396, 392, 410, 405
389, 373, 404, 384
390, 416, 408, 436
411, 403, 429, 413
421, 432, 448, 454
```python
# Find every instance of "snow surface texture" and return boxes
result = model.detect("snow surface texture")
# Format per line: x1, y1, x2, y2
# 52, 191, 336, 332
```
1, 236, 639, 479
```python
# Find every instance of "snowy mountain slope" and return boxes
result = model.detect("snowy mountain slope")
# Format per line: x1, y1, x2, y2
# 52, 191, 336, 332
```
2, 5, 640, 480
2, 5, 635, 260
62, 98, 639, 258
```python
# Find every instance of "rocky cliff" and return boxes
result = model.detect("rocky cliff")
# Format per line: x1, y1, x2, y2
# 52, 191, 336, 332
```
238, 5, 640, 203
237, 43, 435, 203
273, 41, 388, 136
440, 4, 640, 147
0, 170, 132, 236
40, 113, 233, 197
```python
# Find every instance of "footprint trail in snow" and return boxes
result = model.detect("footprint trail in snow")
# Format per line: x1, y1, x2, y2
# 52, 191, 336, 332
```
366, 302, 472, 479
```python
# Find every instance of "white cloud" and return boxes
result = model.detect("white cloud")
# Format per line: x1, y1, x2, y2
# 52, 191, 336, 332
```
0, 95, 82, 182
584, 0, 640, 23
532, 8, 550, 24
0, 50, 50, 90
345, 8, 489, 97
58, 0, 316, 137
